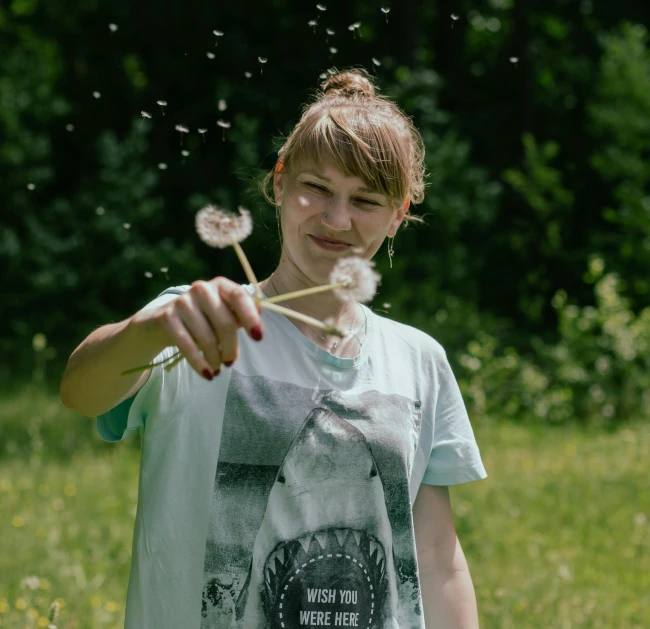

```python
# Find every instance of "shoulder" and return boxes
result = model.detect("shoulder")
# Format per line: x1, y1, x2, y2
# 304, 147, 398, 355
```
367, 308, 448, 364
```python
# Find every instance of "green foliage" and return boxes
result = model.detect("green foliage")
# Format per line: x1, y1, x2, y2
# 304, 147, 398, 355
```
457, 255, 650, 426
589, 22, 650, 302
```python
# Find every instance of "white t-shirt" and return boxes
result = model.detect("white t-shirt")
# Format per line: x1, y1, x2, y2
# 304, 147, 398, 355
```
97, 285, 487, 629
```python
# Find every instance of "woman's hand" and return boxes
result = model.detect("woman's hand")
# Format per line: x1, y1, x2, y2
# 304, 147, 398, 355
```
142, 277, 263, 379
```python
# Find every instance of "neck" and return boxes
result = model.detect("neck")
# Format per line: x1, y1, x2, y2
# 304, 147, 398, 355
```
259, 257, 353, 323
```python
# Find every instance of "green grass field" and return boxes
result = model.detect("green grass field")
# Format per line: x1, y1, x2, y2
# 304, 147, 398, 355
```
1, 386, 648, 628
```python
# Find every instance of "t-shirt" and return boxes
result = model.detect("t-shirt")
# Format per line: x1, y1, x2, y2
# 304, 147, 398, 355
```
97, 285, 487, 629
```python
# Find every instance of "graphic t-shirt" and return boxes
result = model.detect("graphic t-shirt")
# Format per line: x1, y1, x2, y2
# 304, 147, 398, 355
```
97, 285, 488, 629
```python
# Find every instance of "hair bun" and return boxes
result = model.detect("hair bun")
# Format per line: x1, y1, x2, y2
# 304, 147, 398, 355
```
321, 70, 376, 98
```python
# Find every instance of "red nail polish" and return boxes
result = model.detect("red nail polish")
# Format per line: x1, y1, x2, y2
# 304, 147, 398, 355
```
224, 361, 234, 367
202, 369, 213, 381
251, 326, 263, 341
213, 369, 221, 376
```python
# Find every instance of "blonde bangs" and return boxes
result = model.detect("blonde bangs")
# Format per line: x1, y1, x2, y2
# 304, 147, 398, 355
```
283, 108, 409, 206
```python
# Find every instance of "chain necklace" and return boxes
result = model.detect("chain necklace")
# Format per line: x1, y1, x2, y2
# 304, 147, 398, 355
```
268, 276, 366, 354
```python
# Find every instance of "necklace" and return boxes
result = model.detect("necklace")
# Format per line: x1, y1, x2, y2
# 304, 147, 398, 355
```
268, 276, 366, 354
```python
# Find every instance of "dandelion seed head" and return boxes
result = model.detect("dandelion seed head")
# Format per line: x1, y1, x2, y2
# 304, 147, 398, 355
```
195, 204, 253, 248
372, 57, 381, 66
157, 100, 167, 106
141, 111, 152, 119
95, 206, 105, 215
258, 57, 268, 64
65, 123, 74, 131
329, 257, 380, 303
217, 119, 231, 129
123, 223, 131, 229
316, 4, 327, 11
175, 124, 189, 133
27, 183, 35, 190
158, 163, 167, 170
206, 52, 215, 59
108, 23, 118, 32
181, 150, 189, 156
93, 91, 101, 99
144, 271, 153, 278
21, 576, 41, 591
218, 99, 227, 111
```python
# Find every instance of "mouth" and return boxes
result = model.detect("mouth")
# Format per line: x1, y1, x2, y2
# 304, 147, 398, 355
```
262, 528, 387, 625
308, 234, 352, 251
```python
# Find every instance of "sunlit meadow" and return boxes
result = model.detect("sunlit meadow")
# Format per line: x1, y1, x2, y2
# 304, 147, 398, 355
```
1, 387, 648, 628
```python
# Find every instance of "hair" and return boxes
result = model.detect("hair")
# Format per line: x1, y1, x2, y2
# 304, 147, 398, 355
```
261, 68, 426, 227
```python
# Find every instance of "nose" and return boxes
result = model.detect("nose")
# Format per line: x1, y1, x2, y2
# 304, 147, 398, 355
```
322, 196, 352, 231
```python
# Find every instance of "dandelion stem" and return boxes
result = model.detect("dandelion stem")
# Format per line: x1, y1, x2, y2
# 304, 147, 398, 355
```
260, 282, 345, 304
120, 350, 181, 376
164, 352, 186, 372
260, 302, 344, 336
231, 239, 263, 300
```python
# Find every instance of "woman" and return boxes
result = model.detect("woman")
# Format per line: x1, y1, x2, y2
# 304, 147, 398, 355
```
61, 69, 487, 629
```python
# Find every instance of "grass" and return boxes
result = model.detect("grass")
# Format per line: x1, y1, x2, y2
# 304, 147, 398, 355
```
0, 385, 648, 628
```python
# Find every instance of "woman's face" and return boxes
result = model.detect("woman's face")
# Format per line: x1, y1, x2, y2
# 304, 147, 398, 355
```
273, 157, 406, 284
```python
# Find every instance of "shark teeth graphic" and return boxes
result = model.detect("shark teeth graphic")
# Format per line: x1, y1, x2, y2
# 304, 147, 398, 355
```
262, 528, 387, 614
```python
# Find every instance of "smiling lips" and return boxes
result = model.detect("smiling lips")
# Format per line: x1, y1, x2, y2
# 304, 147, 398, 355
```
309, 234, 352, 251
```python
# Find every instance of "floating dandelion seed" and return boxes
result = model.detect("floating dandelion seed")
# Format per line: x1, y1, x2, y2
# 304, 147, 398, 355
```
258, 57, 268, 74
93, 91, 101, 99
326, 28, 335, 35
160, 267, 169, 273
218, 99, 227, 111
329, 46, 338, 54
158, 163, 167, 170
27, 183, 35, 190
206, 52, 215, 59
140, 110, 152, 127
175, 124, 189, 146
330, 257, 380, 303
372, 57, 381, 66
510, 56, 519, 64
157, 100, 167, 116
316, 3, 327, 11
196, 205, 253, 249
213, 30, 224, 47
144, 271, 153, 278
108, 23, 118, 32
198, 128, 208, 142
96, 206, 105, 215
319, 72, 328, 79
217, 119, 231, 141
181, 150, 189, 157
65, 123, 74, 131
244, 71, 252, 78
123, 223, 131, 229
383, 302, 391, 309
451, 13, 459, 20
381, 7, 390, 22
308, 19, 318, 33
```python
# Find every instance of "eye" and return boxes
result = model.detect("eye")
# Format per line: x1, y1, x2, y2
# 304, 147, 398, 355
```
356, 198, 380, 207
305, 182, 328, 193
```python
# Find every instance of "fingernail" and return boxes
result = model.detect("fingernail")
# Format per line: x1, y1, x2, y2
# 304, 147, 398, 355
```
224, 361, 234, 367
251, 326, 263, 341
213, 369, 221, 376
202, 369, 213, 381
257, 305, 262, 314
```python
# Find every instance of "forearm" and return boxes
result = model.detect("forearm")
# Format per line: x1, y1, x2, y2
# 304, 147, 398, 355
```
419, 537, 480, 629
60, 311, 168, 417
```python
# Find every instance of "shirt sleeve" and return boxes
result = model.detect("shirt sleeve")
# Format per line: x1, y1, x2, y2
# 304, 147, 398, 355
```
95, 286, 192, 442
421, 350, 488, 486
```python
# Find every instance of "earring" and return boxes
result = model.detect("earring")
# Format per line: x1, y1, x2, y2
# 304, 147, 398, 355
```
387, 237, 395, 269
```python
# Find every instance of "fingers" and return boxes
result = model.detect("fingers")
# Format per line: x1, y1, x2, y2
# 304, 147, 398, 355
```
217, 279, 264, 342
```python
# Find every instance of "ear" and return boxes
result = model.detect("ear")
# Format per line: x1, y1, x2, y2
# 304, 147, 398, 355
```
387, 199, 409, 238
273, 161, 285, 206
